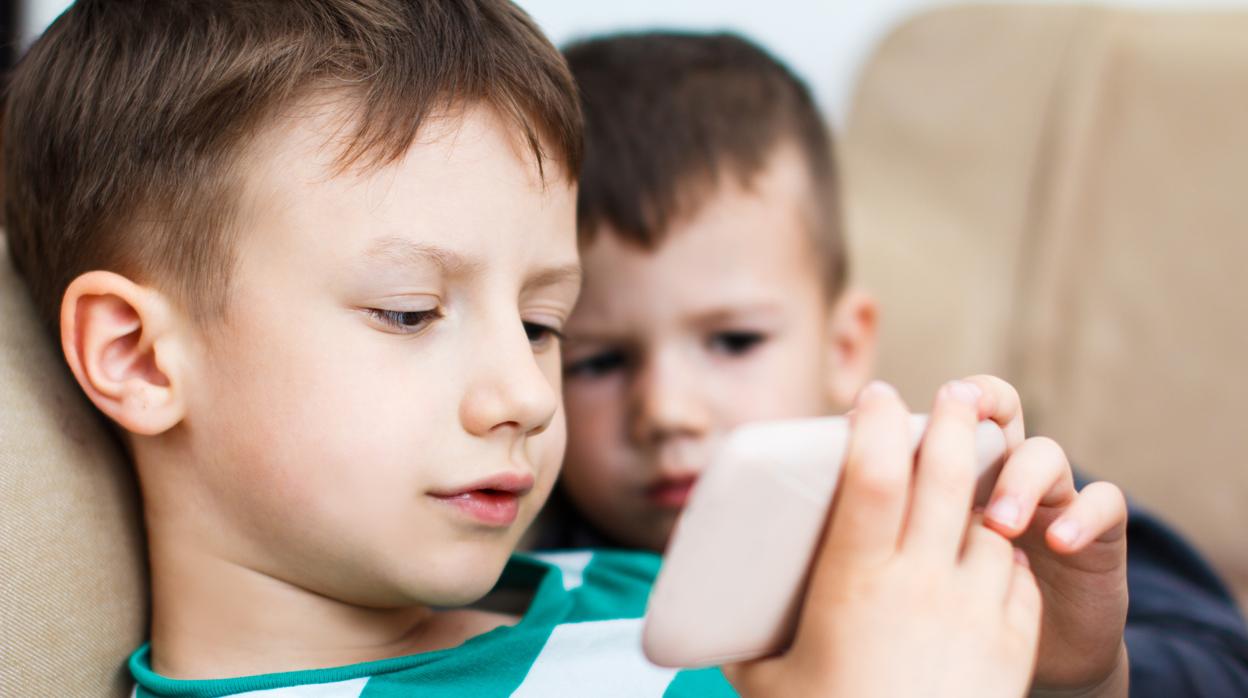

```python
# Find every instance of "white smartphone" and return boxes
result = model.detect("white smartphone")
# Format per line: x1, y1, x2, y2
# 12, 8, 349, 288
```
642, 414, 1008, 668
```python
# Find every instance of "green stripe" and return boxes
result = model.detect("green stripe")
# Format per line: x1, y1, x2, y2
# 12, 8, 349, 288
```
129, 556, 569, 697
359, 623, 554, 696
126, 550, 724, 697
562, 549, 662, 622
664, 667, 738, 696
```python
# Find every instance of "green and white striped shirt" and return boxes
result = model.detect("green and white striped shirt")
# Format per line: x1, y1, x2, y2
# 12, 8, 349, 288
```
130, 549, 736, 697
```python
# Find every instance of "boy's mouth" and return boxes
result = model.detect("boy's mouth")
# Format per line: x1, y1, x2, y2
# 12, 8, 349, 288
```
645, 475, 699, 510
429, 472, 535, 527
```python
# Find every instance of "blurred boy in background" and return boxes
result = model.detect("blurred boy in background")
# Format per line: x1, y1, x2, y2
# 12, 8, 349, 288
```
540, 30, 1248, 696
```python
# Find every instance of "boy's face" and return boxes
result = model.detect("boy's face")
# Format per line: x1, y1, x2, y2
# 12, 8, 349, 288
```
560, 145, 872, 551
171, 103, 579, 607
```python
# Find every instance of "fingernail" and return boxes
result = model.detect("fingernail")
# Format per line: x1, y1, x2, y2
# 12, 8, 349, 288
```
1013, 548, 1030, 569
1049, 519, 1081, 547
857, 380, 898, 405
987, 495, 1021, 529
944, 380, 982, 407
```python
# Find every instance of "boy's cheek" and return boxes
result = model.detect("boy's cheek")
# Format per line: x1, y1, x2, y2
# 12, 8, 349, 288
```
527, 416, 567, 504
559, 447, 662, 546
187, 366, 447, 535
563, 381, 625, 445
562, 428, 629, 503
730, 342, 839, 419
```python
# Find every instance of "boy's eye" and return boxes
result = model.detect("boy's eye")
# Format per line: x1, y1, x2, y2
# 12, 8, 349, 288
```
524, 321, 563, 350
365, 308, 441, 334
564, 349, 627, 379
708, 331, 766, 357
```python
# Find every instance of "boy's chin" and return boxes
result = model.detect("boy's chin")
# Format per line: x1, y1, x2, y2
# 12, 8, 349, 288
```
395, 543, 515, 608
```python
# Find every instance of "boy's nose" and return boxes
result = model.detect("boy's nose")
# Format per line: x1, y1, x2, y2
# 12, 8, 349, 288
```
627, 355, 711, 446
459, 320, 558, 439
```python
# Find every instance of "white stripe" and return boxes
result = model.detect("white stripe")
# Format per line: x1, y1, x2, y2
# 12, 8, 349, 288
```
530, 550, 594, 590
510, 618, 678, 697
226, 677, 370, 697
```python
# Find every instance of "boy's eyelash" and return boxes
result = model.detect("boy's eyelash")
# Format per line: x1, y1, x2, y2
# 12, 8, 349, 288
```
564, 349, 628, 378
364, 310, 562, 346
524, 321, 565, 347
365, 308, 441, 333
709, 331, 767, 355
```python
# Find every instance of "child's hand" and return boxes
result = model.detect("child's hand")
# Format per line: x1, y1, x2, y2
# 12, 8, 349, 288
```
966, 375, 1130, 698
724, 380, 1041, 698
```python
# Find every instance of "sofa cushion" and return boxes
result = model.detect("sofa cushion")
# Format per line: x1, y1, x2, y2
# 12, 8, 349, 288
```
0, 232, 146, 697
844, 4, 1248, 605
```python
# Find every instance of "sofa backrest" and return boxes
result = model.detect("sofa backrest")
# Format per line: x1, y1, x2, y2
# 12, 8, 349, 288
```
0, 233, 146, 697
844, 4, 1248, 605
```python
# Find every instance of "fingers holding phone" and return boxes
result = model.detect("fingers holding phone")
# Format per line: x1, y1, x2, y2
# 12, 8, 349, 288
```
815, 380, 912, 572
726, 381, 1041, 698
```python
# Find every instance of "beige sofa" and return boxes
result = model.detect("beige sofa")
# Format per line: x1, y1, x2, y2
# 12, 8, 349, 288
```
0, 233, 147, 695
844, 5, 1248, 606
3, 4, 1247, 696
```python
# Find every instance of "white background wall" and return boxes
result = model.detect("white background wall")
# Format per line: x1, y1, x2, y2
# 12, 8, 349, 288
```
20, 0, 1248, 125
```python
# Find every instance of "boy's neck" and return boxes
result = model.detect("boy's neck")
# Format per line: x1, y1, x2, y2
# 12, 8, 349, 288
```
143, 491, 517, 680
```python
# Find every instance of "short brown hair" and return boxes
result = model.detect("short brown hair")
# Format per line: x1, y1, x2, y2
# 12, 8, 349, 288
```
3, 0, 582, 333
565, 31, 845, 295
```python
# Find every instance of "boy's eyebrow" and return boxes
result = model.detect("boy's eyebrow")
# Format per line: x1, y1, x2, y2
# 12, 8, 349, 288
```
361, 236, 485, 275
686, 303, 786, 326
525, 263, 582, 291
360, 236, 580, 291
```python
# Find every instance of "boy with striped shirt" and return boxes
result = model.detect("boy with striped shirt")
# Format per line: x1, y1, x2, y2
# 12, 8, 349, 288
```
4, 2, 1040, 696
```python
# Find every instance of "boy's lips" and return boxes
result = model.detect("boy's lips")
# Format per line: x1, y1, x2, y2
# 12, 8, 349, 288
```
429, 471, 535, 527
645, 475, 699, 510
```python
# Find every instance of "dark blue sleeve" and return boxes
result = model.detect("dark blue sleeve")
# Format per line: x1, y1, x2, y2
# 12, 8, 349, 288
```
1114, 493, 1248, 696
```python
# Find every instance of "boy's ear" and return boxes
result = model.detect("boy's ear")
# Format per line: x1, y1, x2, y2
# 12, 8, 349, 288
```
60, 271, 187, 436
823, 288, 879, 409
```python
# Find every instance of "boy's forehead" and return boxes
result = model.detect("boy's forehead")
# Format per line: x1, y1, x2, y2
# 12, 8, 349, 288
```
572, 168, 827, 332
588, 143, 816, 261
246, 97, 555, 190
248, 100, 564, 214
588, 147, 818, 270
230, 100, 577, 278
